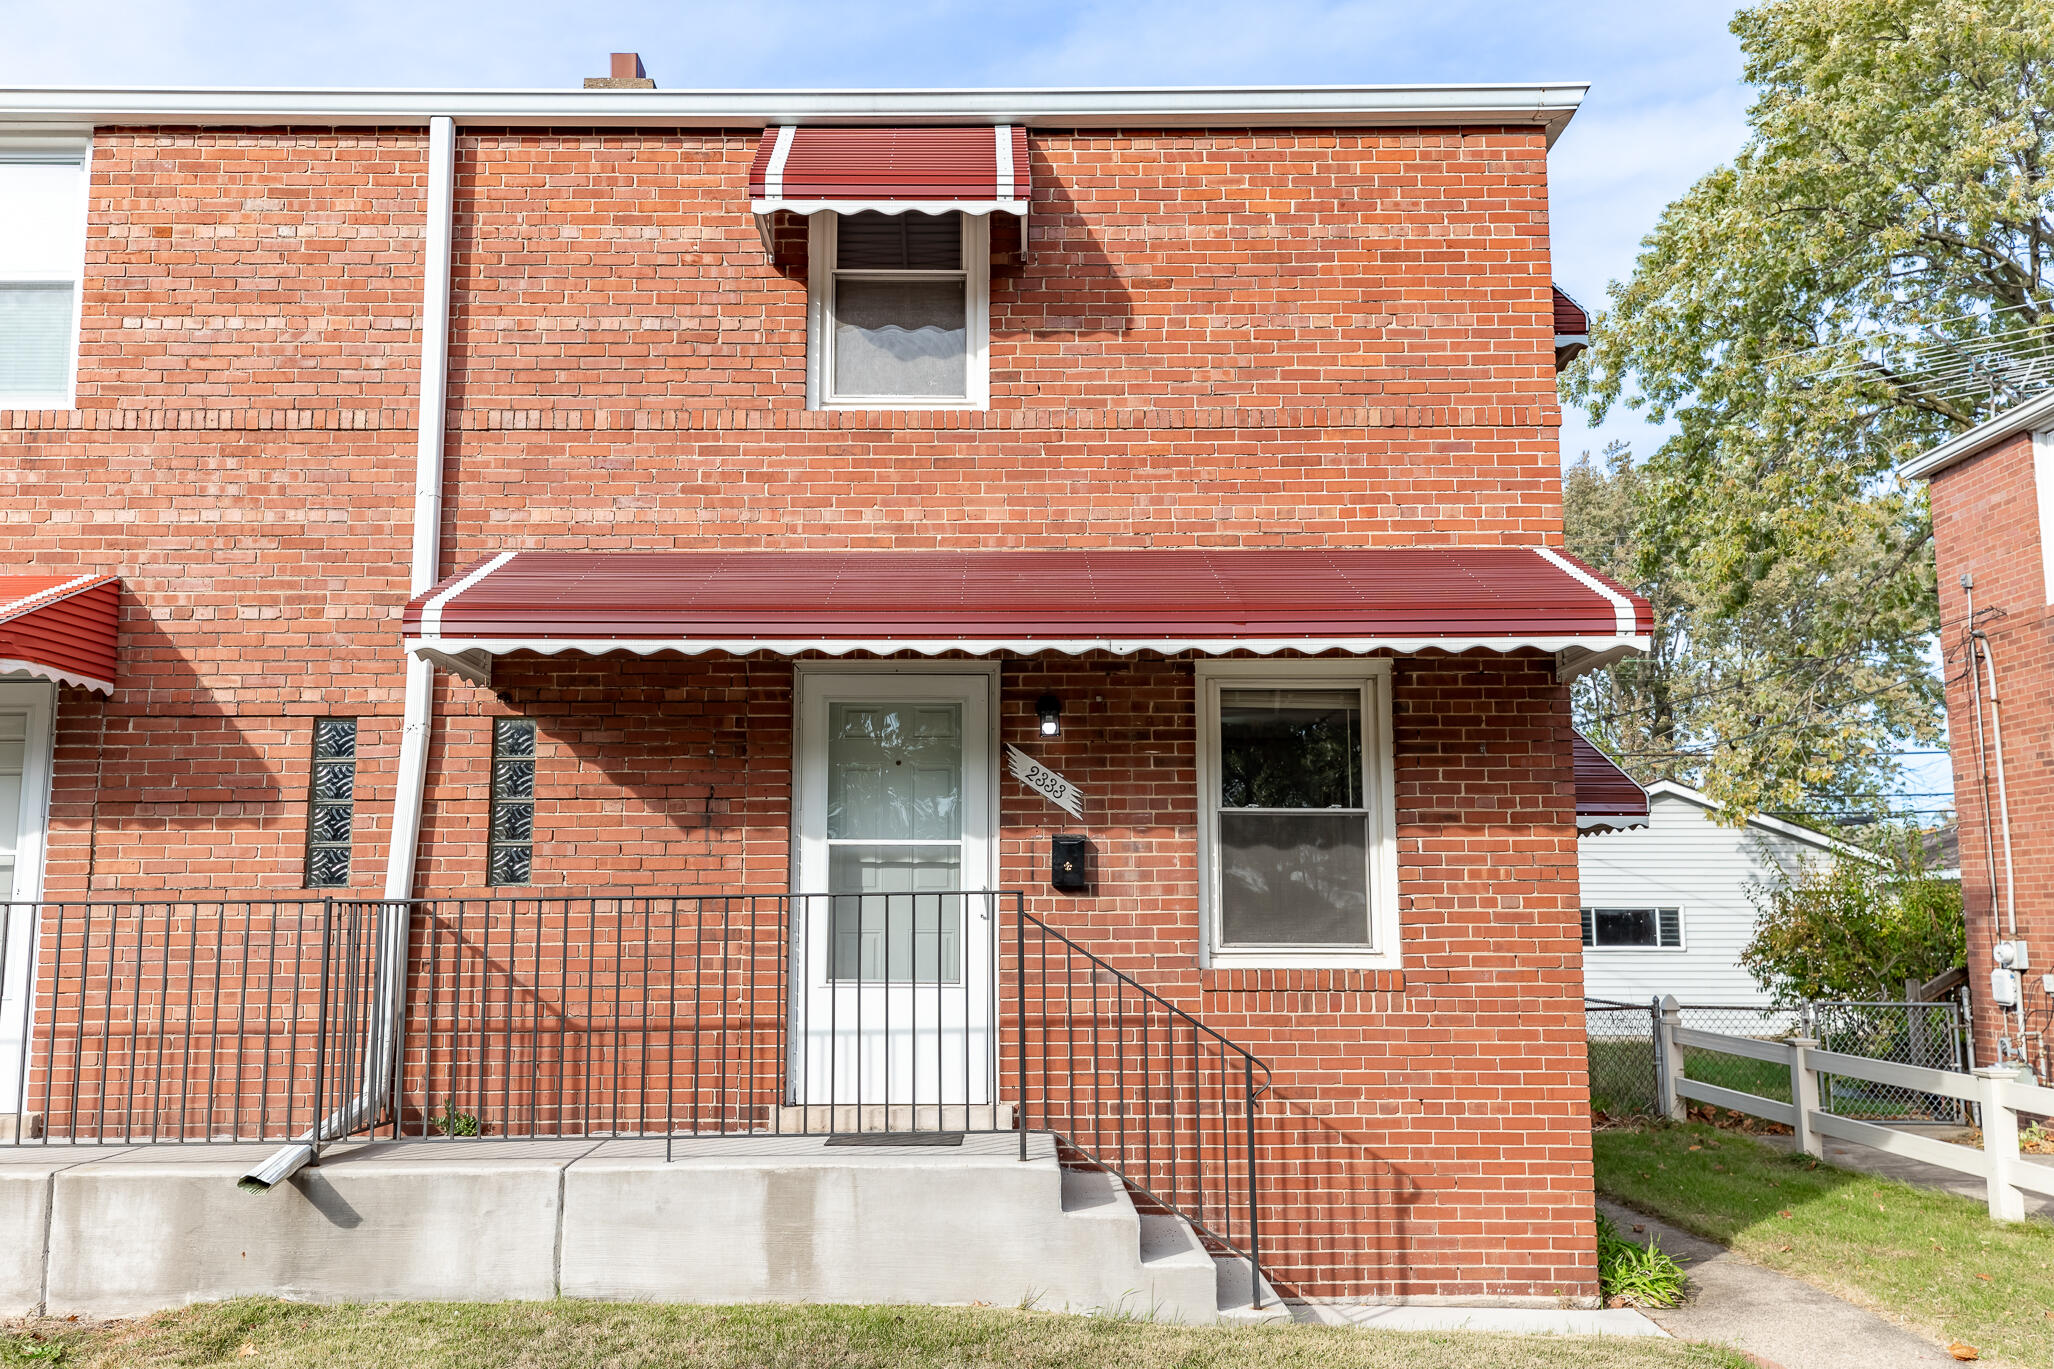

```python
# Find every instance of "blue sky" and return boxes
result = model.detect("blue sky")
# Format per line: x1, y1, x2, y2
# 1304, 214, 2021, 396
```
9, 2, 1947, 811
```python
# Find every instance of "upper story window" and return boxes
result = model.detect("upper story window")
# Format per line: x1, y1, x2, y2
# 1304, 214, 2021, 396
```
808, 211, 989, 410
0, 145, 88, 409
1196, 660, 1400, 969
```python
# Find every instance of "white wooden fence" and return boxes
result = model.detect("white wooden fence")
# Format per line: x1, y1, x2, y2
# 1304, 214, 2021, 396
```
1656, 995, 2054, 1222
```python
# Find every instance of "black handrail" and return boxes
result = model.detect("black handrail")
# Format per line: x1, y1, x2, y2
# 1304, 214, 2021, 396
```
1012, 905, 1274, 1308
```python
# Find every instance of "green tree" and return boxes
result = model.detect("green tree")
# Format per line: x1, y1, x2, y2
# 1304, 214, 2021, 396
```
1563, 0, 2054, 818
1741, 831, 1966, 1004
1564, 445, 1697, 783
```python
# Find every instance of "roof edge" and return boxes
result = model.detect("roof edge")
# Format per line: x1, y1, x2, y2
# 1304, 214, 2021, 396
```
1642, 780, 1887, 863
0, 82, 1587, 143
1898, 388, 2054, 481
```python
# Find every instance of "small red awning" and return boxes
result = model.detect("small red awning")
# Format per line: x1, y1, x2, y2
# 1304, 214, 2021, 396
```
1552, 286, 1590, 338
1574, 732, 1648, 834
749, 126, 1031, 217
402, 548, 1649, 686
0, 573, 119, 694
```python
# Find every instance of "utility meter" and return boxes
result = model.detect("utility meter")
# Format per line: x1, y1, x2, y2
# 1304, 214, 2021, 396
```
1996, 940, 2030, 969
1993, 967, 2022, 1007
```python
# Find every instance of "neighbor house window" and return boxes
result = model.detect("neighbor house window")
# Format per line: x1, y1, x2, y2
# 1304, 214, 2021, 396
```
488, 718, 536, 886
0, 147, 88, 408
1581, 908, 1683, 950
808, 210, 989, 409
1197, 661, 1397, 967
304, 719, 357, 888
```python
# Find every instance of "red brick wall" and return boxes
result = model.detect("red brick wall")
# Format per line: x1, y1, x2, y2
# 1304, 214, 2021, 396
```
3, 122, 1593, 1299
1927, 432, 2054, 1073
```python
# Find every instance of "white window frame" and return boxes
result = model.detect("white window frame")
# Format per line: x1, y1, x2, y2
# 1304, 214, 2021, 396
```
0, 680, 56, 1117
1195, 658, 1400, 970
0, 680, 57, 904
1581, 907, 1687, 952
806, 210, 990, 411
0, 135, 92, 412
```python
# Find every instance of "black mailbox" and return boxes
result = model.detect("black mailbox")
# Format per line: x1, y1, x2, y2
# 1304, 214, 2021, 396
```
1051, 834, 1091, 893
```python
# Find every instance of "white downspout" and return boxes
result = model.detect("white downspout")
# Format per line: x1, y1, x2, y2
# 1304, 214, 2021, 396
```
243, 114, 456, 1191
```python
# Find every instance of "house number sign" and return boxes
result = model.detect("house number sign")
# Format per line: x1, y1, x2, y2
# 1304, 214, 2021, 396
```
1005, 744, 1085, 819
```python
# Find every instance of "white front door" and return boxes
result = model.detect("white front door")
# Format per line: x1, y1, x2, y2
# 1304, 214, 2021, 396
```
0, 683, 55, 1114
792, 668, 995, 1108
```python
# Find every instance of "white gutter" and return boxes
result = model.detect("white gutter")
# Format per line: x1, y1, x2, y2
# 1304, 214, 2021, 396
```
242, 113, 456, 1193
0, 82, 1586, 144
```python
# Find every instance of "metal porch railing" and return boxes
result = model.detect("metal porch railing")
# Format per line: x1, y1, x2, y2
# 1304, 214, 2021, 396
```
0, 892, 1273, 1304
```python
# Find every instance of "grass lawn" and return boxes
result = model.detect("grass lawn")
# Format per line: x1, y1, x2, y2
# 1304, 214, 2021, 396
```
0, 1298, 1759, 1369
1594, 1122, 2054, 1366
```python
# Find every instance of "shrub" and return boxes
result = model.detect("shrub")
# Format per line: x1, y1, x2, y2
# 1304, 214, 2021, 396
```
1741, 829, 1963, 1006
1596, 1210, 1687, 1308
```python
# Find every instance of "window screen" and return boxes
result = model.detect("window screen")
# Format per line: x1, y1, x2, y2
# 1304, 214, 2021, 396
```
828, 212, 968, 400
304, 719, 356, 888
488, 719, 536, 886
1213, 687, 1371, 947
0, 157, 86, 404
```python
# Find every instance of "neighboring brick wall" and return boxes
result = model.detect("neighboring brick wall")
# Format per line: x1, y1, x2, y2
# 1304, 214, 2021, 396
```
1927, 432, 2054, 1071
2, 122, 1594, 1299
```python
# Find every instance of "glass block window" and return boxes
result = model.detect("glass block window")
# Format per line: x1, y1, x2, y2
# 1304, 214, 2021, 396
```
303, 719, 357, 888
488, 718, 536, 886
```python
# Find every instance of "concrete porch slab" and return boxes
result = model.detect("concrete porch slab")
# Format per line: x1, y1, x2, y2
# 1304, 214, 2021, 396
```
0, 1146, 142, 1316
556, 1132, 1076, 1307
41, 1139, 602, 1316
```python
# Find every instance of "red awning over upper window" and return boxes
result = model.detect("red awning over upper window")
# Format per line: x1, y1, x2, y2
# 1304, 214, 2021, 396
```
1573, 731, 1649, 834
402, 548, 1649, 684
0, 573, 119, 694
749, 126, 1031, 217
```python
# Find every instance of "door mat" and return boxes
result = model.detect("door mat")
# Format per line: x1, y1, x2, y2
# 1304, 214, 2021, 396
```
823, 1132, 965, 1147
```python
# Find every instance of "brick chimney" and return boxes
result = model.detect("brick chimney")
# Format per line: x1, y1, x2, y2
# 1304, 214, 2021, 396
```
584, 52, 655, 89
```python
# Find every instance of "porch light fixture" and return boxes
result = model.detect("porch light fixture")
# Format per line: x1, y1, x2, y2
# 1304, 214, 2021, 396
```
1035, 693, 1062, 737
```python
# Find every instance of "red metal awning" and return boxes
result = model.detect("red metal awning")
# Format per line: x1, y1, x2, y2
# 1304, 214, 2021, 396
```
0, 573, 119, 694
1574, 731, 1648, 834
1552, 286, 1590, 338
402, 548, 1649, 685
749, 126, 1031, 217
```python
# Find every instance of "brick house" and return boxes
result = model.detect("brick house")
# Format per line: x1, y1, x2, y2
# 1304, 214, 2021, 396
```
0, 68, 1650, 1307
1902, 398, 2054, 1079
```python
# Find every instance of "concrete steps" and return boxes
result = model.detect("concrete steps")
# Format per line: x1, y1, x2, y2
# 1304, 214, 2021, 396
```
0, 1132, 1283, 1322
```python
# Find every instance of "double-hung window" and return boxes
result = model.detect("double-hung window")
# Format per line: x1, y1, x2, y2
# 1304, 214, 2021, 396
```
1581, 908, 1684, 950
1197, 661, 1398, 968
0, 144, 88, 408
808, 210, 989, 409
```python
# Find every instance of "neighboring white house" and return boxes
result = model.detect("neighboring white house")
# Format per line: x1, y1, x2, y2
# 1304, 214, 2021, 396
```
1578, 781, 1877, 1007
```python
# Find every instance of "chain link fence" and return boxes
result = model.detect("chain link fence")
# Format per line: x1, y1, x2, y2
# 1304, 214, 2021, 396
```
1585, 997, 1973, 1124
1809, 999, 1970, 1123
1584, 999, 1660, 1119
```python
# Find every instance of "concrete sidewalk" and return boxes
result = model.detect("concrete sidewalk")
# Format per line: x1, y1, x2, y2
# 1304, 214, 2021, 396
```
1598, 1198, 1958, 1369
